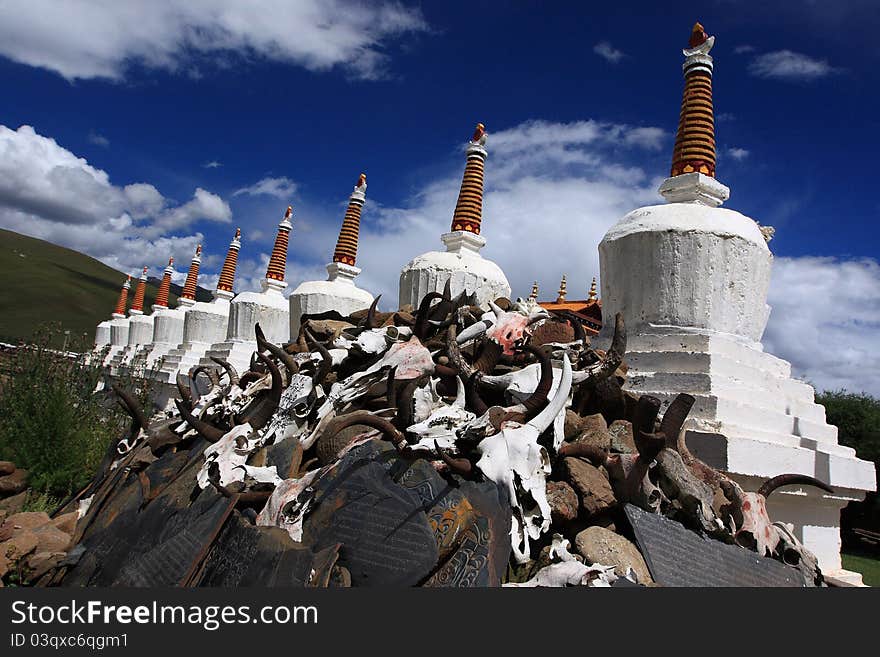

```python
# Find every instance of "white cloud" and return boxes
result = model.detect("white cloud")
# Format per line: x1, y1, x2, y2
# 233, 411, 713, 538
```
749, 50, 838, 81
0, 124, 227, 278
202, 160, 222, 169
734, 45, 755, 55
727, 147, 750, 161
88, 131, 109, 147
234, 176, 297, 199
0, 0, 427, 82
593, 41, 625, 63
764, 257, 880, 396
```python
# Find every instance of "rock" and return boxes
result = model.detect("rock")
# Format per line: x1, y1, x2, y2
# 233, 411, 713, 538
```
0, 461, 14, 476
33, 525, 71, 554
0, 553, 8, 579
574, 526, 652, 585
50, 513, 78, 536
0, 469, 28, 496
608, 420, 635, 454
4, 511, 50, 531
572, 427, 610, 452
564, 410, 583, 440
563, 457, 617, 517
2, 529, 38, 561
0, 511, 6, 525
546, 481, 578, 524
580, 413, 608, 434
0, 491, 27, 514
26, 551, 66, 582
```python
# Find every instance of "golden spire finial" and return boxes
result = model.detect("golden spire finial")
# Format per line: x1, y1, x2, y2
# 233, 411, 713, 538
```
529, 281, 539, 301
588, 277, 598, 301
556, 274, 567, 303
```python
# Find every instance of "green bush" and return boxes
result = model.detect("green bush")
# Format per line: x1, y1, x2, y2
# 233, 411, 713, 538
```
0, 324, 154, 497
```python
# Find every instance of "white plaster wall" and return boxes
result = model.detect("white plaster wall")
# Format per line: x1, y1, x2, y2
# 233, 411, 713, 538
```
289, 278, 374, 337
399, 249, 510, 310
182, 299, 231, 345
152, 307, 187, 345
94, 321, 111, 346
127, 314, 154, 345
227, 289, 289, 345
599, 203, 772, 344
109, 317, 130, 346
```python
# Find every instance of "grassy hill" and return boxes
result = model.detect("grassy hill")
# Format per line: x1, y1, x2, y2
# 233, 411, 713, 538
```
0, 228, 211, 348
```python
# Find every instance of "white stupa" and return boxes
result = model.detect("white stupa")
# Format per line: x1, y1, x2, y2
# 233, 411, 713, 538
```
154, 229, 242, 384
139, 245, 201, 370
100, 275, 131, 366
108, 265, 151, 373
597, 23, 875, 581
289, 173, 375, 339
399, 123, 511, 310
201, 208, 293, 374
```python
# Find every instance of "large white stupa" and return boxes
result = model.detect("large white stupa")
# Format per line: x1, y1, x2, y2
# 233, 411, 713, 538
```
201, 207, 293, 374
597, 23, 875, 582
100, 275, 131, 366
107, 265, 151, 373
289, 173, 374, 339
399, 124, 511, 309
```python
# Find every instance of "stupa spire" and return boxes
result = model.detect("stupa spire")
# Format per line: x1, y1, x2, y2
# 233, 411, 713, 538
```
180, 244, 202, 302
529, 281, 539, 301
216, 230, 241, 294
659, 22, 729, 207
332, 174, 367, 266
265, 207, 292, 283
112, 275, 131, 318
153, 257, 174, 310
130, 266, 148, 314
588, 277, 598, 301
556, 274, 567, 303
450, 123, 488, 234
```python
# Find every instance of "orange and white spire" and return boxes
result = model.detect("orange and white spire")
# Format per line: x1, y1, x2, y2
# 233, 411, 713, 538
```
264, 206, 292, 288
659, 22, 729, 207
112, 275, 131, 318
179, 244, 202, 305
588, 277, 598, 302
153, 257, 174, 311
450, 123, 488, 234
332, 174, 367, 267
129, 266, 149, 315
215, 229, 241, 298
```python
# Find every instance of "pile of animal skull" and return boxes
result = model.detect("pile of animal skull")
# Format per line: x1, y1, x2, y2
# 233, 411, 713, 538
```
92, 285, 831, 587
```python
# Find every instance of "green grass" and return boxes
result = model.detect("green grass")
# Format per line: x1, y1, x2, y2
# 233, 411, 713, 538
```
842, 551, 880, 587
0, 228, 210, 348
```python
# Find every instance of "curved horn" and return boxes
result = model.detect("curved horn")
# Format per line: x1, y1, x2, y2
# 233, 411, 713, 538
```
466, 373, 489, 416
558, 442, 607, 464
453, 375, 467, 408
528, 355, 572, 434
174, 399, 225, 443
175, 372, 194, 409
488, 300, 504, 318
304, 328, 332, 387
237, 351, 282, 430
446, 324, 475, 379
434, 440, 472, 476
210, 356, 240, 386
520, 345, 553, 419
255, 323, 299, 379
364, 295, 381, 329
757, 474, 834, 499
111, 383, 149, 432
331, 411, 409, 454
659, 393, 695, 448
395, 377, 422, 431
414, 292, 444, 340
608, 312, 627, 362
456, 319, 491, 344
238, 371, 262, 389
473, 340, 502, 374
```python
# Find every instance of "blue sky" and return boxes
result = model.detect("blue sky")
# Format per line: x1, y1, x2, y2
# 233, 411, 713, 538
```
1, 1, 878, 394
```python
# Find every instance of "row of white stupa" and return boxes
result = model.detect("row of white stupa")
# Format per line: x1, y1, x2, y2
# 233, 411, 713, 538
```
92, 23, 875, 582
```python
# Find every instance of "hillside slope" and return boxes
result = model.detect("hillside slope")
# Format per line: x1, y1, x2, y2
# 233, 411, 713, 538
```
0, 228, 211, 347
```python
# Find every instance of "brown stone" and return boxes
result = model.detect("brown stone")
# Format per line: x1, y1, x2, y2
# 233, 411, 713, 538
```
574, 526, 652, 584
50, 513, 78, 536
33, 525, 71, 554
608, 420, 635, 454
546, 481, 578, 524
0, 461, 14, 476
580, 413, 608, 434
563, 457, 616, 517
26, 551, 66, 582
0, 553, 8, 579
4, 511, 50, 531
564, 410, 583, 440
0, 469, 28, 496
572, 427, 610, 452
0, 491, 27, 514
2, 529, 38, 561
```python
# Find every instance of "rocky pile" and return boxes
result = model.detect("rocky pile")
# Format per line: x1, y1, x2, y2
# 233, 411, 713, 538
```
0, 460, 28, 500
37, 288, 830, 587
